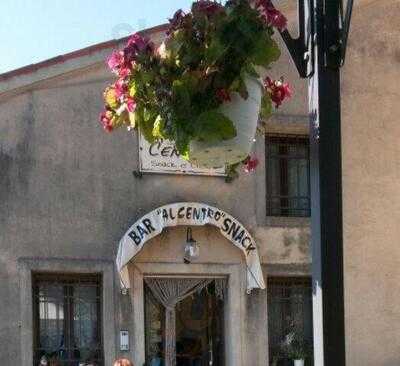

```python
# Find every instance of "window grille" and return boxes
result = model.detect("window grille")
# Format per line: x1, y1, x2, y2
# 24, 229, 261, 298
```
266, 135, 311, 217
32, 273, 103, 366
267, 277, 314, 365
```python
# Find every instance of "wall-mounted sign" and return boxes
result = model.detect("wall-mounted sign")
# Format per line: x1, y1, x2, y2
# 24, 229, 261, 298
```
120, 330, 129, 351
138, 134, 226, 176
117, 202, 265, 293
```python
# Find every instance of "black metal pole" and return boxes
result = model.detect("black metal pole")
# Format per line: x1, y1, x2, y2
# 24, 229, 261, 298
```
309, 0, 346, 365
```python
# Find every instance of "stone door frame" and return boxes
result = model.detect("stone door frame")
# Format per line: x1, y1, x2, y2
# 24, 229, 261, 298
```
128, 262, 246, 366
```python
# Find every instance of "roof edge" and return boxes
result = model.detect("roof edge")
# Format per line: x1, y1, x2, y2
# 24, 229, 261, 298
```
0, 23, 168, 83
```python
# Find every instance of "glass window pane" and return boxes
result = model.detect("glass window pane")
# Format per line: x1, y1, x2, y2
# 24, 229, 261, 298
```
294, 144, 307, 158
33, 275, 103, 366
37, 284, 65, 356
287, 159, 299, 197
266, 136, 310, 217
73, 285, 101, 362
267, 278, 314, 366
298, 159, 309, 197
268, 158, 281, 197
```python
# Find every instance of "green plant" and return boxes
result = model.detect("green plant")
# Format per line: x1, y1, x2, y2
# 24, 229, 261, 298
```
100, 0, 291, 168
280, 327, 311, 360
286, 341, 310, 360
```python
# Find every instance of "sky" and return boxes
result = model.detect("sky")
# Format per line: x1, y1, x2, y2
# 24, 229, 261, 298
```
0, 0, 196, 74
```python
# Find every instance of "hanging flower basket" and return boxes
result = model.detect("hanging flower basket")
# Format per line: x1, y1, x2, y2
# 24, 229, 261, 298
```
100, 0, 292, 171
189, 76, 262, 168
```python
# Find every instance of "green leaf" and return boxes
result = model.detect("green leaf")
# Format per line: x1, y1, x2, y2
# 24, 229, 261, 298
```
143, 108, 152, 122
172, 79, 191, 111
250, 35, 281, 67
165, 31, 184, 57
236, 15, 259, 43
225, 163, 240, 182
205, 37, 227, 64
180, 148, 190, 161
152, 115, 166, 139
237, 77, 249, 99
140, 120, 156, 144
181, 72, 199, 92
243, 63, 259, 78
141, 71, 154, 84
113, 111, 129, 129
173, 126, 191, 157
135, 107, 155, 143
228, 76, 248, 99
260, 95, 272, 120
195, 110, 236, 143
129, 83, 137, 97
128, 112, 137, 129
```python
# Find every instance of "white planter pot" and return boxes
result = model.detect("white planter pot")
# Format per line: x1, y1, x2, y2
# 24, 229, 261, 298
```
294, 359, 305, 366
189, 76, 263, 168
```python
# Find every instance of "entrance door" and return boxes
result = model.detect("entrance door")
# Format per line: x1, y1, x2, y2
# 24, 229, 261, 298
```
144, 280, 225, 366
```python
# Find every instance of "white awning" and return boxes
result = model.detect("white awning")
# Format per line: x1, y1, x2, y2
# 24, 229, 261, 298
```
116, 202, 265, 293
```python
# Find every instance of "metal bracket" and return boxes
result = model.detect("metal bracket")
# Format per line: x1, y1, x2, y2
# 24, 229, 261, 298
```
132, 170, 143, 179
339, 0, 354, 66
325, 0, 355, 68
278, 0, 353, 75
278, 0, 314, 79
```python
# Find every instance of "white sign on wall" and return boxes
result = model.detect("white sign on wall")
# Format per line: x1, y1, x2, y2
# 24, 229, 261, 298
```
120, 330, 129, 351
138, 133, 226, 176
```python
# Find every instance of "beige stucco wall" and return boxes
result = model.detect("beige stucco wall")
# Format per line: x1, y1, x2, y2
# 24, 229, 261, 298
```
342, 1, 400, 365
0, 25, 310, 365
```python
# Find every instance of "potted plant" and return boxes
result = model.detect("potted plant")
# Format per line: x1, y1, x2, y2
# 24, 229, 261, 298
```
280, 327, 311, 366
100, 0, 291, 171
288, 344, 309, 366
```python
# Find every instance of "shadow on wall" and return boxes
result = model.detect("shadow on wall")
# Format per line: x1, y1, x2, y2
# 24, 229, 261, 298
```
0, 252, 20, 361
282, 229, 311, 259
0, 96, 35, 205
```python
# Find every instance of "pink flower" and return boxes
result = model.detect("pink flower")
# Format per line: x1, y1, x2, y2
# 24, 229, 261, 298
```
107, 34, 154, 79
192, 1, 224, 17
264, 76, 292, 108
126, 33, 148, 51
167, 9, 186, 35
118, 66, 131, 79
216, 88, 231, 102
244, 156, 259, 173
107, 50, 132, 79
107, 50, 124, 73
123, 33, 154, 64
126, 97, 137, 113
99, 110, 114, 132
256, 0, 287, 31
114, 79, 128, 99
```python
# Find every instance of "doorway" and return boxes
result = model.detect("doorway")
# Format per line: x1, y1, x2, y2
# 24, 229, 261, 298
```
144, 279, 225, 366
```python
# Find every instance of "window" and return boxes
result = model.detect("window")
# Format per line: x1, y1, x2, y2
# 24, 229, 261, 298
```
33, 274, 103, 366
267, 277, 313, 365
266, 135, 310, 217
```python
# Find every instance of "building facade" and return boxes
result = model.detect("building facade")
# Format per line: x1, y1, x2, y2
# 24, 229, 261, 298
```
0, 1, 399, 365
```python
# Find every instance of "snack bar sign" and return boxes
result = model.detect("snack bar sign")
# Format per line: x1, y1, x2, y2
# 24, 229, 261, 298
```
117, 202, 266, 292
138, 133, 225, 176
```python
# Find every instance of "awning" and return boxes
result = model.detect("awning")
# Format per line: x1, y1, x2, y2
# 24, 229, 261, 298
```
116, 202, 265, 293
